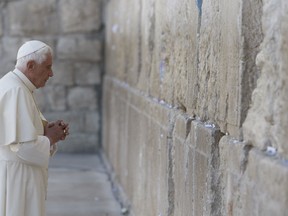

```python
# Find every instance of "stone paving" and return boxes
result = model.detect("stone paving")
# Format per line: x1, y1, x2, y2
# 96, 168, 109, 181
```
46, 153, 123, 216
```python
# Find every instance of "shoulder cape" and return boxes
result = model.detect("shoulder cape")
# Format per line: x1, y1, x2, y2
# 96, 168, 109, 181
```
0, 72, 38, 145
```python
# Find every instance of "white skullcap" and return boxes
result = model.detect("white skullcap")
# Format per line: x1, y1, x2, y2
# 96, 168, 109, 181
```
17, 40, 48, 60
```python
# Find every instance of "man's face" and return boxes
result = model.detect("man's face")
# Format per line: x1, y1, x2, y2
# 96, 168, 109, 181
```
30, 54, 53, 88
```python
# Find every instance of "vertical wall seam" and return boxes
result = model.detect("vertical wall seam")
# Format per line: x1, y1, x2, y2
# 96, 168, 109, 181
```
167, 111, 177, 216
137, 0, 142, 84
193, 0, 202, 108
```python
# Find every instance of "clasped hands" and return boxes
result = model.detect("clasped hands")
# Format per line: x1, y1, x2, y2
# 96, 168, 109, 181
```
44, 120, 70, 146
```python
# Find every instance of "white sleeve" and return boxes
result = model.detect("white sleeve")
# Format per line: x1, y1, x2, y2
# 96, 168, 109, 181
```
15, 136, 51, 168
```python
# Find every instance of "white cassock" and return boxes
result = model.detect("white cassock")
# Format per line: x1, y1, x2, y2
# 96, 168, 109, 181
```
0, 68, 57, 216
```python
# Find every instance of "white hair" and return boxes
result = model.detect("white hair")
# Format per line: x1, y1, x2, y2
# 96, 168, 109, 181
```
15, 46, 53, 68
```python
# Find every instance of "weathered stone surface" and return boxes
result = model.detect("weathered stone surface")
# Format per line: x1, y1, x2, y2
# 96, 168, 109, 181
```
60, 0, 101, 33
159, 0, 198, 107
74, 63, 101, 85
68, 87, 97, 111
35, 86, 66, 111
49, 61, 74, 86
240, 0, 263, 125
84, 112, 100, 133
0, 16, 2, 36
2, 37, 24, 60
173, 140, 192, 216
219, 136, 288, 216
194, 152, 209, 216
243, 0, 288, 156
8, 0, 58, 35
194, 0, 242, 137
0, 60, 15, 78
57, 37, 102, 62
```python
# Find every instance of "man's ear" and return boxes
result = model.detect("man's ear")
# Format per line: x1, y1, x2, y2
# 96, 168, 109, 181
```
26, 60, 35, 70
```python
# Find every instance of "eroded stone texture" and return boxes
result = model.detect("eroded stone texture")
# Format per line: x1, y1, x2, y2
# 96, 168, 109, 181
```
240, 0, 263, 125
60, 0, 101, 33
0, 15, 2, 36
194, 0, 242, 137
8, 0, 58, 35
68, 87, 97, 111
74, 63, 101, 85
159, 0, 198, 107
49, 61, 75, 86
220, 136, 288, 216
2, 37, 24, 60
57, 37, 102, 62
35, 86, 66, 111
243, 0, 288, 156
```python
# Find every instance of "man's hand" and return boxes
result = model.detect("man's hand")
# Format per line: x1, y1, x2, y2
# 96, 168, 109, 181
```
44, 120, 70, 145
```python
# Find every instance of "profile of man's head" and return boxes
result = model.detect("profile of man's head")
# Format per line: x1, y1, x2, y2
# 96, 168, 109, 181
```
16, 40, 54, 88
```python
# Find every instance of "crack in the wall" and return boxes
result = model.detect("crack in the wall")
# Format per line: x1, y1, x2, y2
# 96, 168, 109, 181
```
209, 130, 224, 216
240, 0, 264, 126
185, 116, 194, 139
196, 0, 203, 17
192, 0, 202, 108
167, 111, 177, 216
240, 144, 253, 175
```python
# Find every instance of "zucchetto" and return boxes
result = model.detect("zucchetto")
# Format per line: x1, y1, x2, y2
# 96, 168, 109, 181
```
17, 40, 48, 60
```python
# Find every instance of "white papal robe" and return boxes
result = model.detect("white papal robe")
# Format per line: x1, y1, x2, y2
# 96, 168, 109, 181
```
0, 69, 56, 216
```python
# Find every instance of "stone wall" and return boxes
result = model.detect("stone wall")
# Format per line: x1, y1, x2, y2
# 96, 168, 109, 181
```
103, 0, 288, 215
0, 0, 103, 153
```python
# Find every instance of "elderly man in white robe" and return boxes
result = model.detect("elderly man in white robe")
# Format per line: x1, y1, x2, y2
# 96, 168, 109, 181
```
0, 40, 70, 216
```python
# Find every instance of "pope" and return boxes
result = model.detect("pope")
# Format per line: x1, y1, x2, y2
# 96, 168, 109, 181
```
0, 40, 69, 216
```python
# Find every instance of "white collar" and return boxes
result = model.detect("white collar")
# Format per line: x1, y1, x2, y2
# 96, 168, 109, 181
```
13, 68, 36, 93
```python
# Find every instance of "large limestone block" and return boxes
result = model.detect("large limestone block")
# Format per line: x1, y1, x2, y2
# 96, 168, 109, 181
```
67, 87, 97, 111
104, 0, 127, 80
60, 0, 101, 33
84, 112, 100, 133
245, 150, 288, 215
136, 0, 156, 93
145, 122, 168, 216
243, 0, 288, 156
2, 37, 24, 61
49, 61, 74, 86
118, 0, 141, 87
147, 0, 198, 105
163, 0, 198, 107
35, 86, 66, 111
104, 0, 141, 85
57, 37, 102, 62
8, 0, 58, 36
74, 63, 101, 85
126, 106, 150, 215
194, 152, 209, 216
240, 0, 263, 125
195, 0, 242, 136
173, 140, 193, 216
220, 136, 288, 215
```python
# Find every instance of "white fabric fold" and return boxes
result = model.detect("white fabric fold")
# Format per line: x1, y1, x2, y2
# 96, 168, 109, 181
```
16, 136, 51, 168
